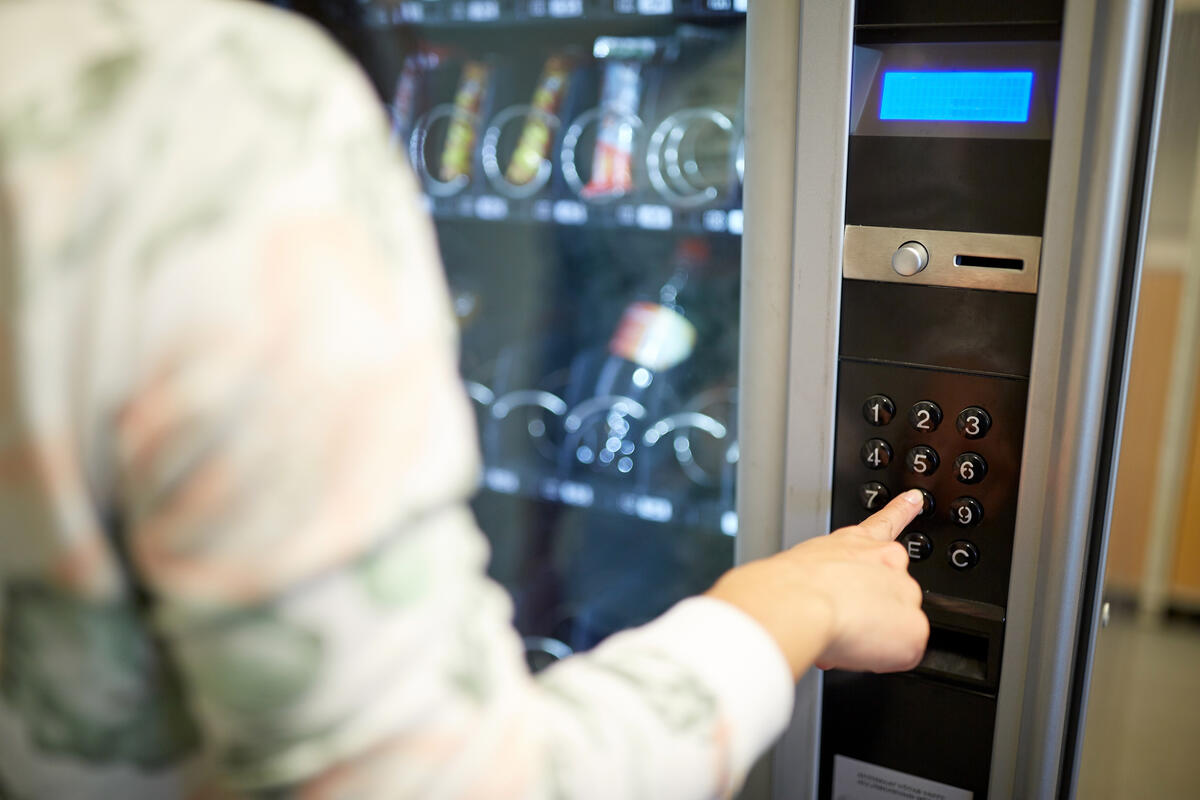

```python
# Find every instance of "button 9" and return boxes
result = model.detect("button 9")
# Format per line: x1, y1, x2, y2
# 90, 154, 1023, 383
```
861, 439, 892, 469
950, 496, 983, 528
909, 400, 943, 432
863, 395, 895, 426
906, 445, 940, 476
956, 406, 992, 439
954, 452, 988, 484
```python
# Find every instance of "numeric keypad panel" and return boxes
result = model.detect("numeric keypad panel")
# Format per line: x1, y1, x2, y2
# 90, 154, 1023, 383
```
832, 360, 1029, 607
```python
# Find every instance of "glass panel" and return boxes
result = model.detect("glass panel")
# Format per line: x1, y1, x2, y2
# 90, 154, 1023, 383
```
274, 0, 748, 670
1077, 8, 1200, 798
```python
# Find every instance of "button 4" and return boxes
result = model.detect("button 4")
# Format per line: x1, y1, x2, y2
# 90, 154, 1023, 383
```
859, 481, 890, 511
909, 400, 943, 432
954, 452, 988, 484
861, 438, 893, 469
948, 540, 980, 570
956, 406, 992, 439
906, 445, 940, 476
900, 531, 932, 561
950, 496, 984, 527
863, 395, 895, 426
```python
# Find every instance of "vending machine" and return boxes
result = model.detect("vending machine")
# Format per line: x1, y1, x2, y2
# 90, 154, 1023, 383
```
274, 0, 1171, 797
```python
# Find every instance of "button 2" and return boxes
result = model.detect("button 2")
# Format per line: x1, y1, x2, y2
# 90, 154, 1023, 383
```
863, 395, 895, 426
909, 401, 943, 432
948, 540, 980, 570
954, 452, 988, 484
906, 445, 940, 476
861, 439, 892, 469
900, 531, 932, 561
950, 496, 983, 527
859, 481, 890, 511
956, 406, 992, 439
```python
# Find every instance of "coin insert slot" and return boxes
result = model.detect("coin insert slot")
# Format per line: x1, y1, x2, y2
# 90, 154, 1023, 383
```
954, 254, 1024, 270
918, 625, 989, 682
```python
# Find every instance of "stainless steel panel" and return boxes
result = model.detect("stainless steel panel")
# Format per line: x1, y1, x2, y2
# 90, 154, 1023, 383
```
843, 225, 1042, 294
988, 0, 1159, 797
770, 1, 858, 799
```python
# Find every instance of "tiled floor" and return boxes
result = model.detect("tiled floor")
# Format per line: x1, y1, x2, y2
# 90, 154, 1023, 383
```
1076, 611, 1200, 799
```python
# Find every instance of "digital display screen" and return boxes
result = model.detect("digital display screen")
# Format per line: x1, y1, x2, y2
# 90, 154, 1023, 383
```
879, 71, 1035, 123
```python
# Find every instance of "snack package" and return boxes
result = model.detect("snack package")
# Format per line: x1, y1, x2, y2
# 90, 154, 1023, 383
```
390, 54, 424, 148
439, 60, 490, 183
608, 300, 697, 372
506, 56, 571, 186
581, 60, 643, 199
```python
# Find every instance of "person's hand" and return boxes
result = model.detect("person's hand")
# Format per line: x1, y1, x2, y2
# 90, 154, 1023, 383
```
705, 490, 929, 680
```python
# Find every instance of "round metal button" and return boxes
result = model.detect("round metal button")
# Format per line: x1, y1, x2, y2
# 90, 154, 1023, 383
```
909, 400, 943, 432
892, 241, 930, 277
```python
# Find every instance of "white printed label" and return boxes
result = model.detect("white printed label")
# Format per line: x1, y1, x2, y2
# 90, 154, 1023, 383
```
727, 208, 744, 235
466, 0, 500, 21
553, 200, 588, 225
637, 0, 672, 14
475, 195, 509, 220
548, 0, 583, 17
484, 467, 520, 494
706, 0, 733, 9
734, 0, 747, 11
832, 756, 972, 800
636, 204, 673, 230
558, 481, 595, 508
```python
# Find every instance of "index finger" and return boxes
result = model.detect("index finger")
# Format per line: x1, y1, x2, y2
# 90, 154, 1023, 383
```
857, 489, 924, 542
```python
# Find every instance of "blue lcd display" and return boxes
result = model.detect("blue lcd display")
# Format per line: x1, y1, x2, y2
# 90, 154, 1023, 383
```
879, 71, 1034, 123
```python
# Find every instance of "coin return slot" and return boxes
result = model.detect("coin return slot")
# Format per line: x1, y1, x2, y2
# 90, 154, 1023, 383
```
954, 253, 1024, 270
917, 625, 990, 684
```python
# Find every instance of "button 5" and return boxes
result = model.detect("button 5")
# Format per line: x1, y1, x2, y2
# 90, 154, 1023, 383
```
956, 406, 992, 439
948, 540, 980, 570
954, 452, 988, 484
909, 400, 943, 432
863, 395, 895, 426
906, 445, 940, 476
861, 438, 893, 469
900, 532, 932, 561
950, 496, 983, 527
859, 481, 890, 511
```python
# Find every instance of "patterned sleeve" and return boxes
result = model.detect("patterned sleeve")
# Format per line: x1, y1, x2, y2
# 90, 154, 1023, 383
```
93, 5, 794, 798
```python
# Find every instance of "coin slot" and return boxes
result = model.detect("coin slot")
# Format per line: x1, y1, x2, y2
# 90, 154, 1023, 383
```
918, 626, 990, 682
954, 253, 1024, 270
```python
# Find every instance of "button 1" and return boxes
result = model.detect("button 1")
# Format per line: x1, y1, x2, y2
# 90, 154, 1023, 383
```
956, 406, 992, 439
906, 445, 940, 476
909, 400, 943, 432
859, 481, 890, 511
950, 496, 984, 528
954, 452, 988, 484
892, 241, 929, 277
948, 540, 980, 570
900, 532, 932, 561
861, 438, 892, 469
913, 488, 935, 517
863, 395, 896, 426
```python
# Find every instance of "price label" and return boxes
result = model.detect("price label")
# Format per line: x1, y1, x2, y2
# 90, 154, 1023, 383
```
475, 195, 509, 220
558, 481, 595, 508
727, 208, 744, 235
548, 0, 583, 17
398, 2, 425, 21
613, 0, 637, 12
553, 200, 588, 225
484, 467, 520, 494
456, 196, 476, 217
525, 0, 548, 15
706, 0, 733, 10
615, 204, 637, 226
634, 495, 673, 522
531, 199, 553, 221
466, 0, 500, 21
734, 0, 747, 11
702, 209, 728, 232
637, 0, 672, 14
636, 204, 673, 230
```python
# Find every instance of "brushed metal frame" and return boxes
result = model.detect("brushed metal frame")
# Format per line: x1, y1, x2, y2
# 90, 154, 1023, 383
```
737, 0, 806, 796
989, 0, 1160, 797
843, 225, 1042, 294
